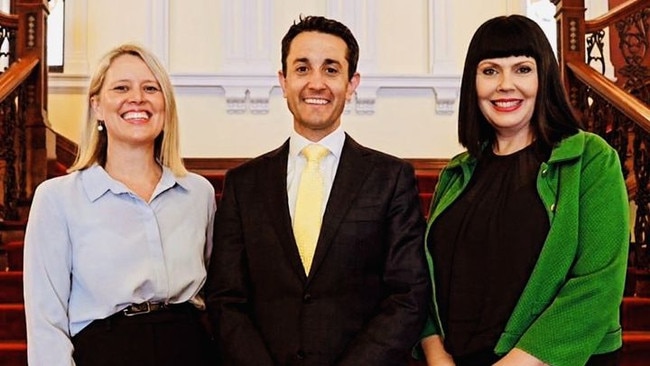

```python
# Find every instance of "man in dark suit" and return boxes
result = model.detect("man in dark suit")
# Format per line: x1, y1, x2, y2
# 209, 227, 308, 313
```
205, 15, 430, 366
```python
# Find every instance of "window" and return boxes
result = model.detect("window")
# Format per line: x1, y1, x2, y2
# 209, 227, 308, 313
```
48, 0, 64, 72
527, 0, 557, 57
0, 0, 65, 72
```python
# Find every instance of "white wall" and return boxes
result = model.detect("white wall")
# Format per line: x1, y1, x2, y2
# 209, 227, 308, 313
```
48, 0, 533, 159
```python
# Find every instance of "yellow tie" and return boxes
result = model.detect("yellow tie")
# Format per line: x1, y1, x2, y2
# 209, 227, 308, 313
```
294, 144, 329, 274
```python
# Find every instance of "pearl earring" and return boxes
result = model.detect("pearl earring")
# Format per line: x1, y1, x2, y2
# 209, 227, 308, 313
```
97, 120, 104, 132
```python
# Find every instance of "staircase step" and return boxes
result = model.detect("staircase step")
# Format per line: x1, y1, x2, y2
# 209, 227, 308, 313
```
621, 331, 650, 366
0, 220, 27, 244
0, 272, 23, 303
0, 304, 25, 341
628, 267, 650, 297
0, 241, 24, 271
622, 297, 650, 331
0, 340, 27, 366
0, 220, 27, 231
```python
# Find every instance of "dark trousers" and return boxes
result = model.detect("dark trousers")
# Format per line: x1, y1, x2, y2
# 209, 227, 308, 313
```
454, 348, 620, 366
586, 349, 620, 366
72, 303, 217, 366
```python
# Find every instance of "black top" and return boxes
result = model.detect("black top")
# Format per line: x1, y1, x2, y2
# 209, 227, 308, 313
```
429, 142, 551, 357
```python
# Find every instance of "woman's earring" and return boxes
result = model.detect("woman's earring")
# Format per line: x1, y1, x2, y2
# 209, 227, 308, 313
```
97, 120, 104, 132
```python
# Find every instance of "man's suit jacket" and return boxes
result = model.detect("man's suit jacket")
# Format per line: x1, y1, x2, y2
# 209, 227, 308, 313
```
205, 135, 430, 366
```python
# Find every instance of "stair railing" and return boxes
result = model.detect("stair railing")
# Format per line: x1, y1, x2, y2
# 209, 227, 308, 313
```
0, 0, 47, 221
553, 0, 650, 290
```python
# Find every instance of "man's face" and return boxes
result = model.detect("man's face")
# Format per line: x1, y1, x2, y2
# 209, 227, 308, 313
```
279, 31, 360, 142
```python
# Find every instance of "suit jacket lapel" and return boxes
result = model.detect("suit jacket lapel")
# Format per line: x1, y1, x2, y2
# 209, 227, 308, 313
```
262, 140, 309, 282
308, 135, 373, 281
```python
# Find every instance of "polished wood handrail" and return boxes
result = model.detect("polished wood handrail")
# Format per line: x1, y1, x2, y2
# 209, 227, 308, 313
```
0, 53, 39, 101
0, 11, 18, 28
585, 0, 648, 33
567, 61, 650, 134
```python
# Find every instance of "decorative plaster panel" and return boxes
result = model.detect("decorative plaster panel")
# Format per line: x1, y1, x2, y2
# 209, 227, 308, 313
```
50, 73, 459, 115
49, 0, 460, 115
221, 0, 274, 74
429, 0, 456, 75
167, 74, 459, 115
62, 0, 89, 74
327, 0, 377, 73
147, 0, 170, 67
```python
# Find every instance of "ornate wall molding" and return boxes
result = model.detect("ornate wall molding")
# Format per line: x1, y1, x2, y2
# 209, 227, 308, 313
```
221, 0, 273, 74
49, 0, 460, 115
48, 73, 460, 115
217, 0, 275, 113
174, 73, 460, 115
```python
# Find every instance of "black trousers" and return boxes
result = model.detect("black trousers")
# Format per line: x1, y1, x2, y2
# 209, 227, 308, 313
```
72, 303, 217, 366
453, 348, 620, 366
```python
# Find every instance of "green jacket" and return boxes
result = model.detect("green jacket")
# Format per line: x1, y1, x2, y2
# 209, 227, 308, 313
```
421, 131, 630, 365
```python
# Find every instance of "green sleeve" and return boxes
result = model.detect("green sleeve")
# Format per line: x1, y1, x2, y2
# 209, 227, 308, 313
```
509, 139, 629, 365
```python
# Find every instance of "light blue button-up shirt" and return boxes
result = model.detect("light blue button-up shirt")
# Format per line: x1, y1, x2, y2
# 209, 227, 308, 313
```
23, 164, 216, 365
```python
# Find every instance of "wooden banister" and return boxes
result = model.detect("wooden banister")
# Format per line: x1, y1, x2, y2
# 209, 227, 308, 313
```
0, 54, 39, 101
585, 0, 649, 32
0, 0, 48, 220
566, 61, 650, 133
0, 12, 18, 28
555, 0, 650, 279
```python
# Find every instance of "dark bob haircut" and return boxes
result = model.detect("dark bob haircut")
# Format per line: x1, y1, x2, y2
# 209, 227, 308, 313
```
281, 15, 359, 81
458, 15, 582, 157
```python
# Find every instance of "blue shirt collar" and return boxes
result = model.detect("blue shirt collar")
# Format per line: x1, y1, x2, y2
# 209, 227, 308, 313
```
81, 164, 183, 202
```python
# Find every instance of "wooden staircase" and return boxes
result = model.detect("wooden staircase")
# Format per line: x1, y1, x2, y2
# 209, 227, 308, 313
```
0, 0, 649, 365
622, 297, 650, 365
2, 166, 649, 365
0, 236, 27, 366
0, 0, 49, 361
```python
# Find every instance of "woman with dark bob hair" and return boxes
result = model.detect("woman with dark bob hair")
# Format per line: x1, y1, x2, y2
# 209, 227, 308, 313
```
418, 15, 629, 366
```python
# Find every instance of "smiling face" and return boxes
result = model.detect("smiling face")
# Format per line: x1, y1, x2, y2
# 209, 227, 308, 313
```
91, 54, 165, 151
279, 31, 360, 142
476, 55, 538, 145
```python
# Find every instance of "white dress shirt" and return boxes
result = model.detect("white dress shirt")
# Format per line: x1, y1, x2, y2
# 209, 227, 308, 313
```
287, 126, 345, 222
23, 164, 216, 365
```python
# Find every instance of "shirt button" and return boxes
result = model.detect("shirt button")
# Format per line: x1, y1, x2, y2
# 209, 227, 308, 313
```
303, 293, 312, 303
550, 203, 556, 212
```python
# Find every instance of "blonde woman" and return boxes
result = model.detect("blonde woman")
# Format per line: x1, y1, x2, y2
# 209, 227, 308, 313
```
23, 44, 216, 366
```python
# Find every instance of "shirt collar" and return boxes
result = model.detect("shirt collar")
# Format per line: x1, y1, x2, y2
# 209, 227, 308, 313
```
289, 125, 345, 159
81, 164, 182, 202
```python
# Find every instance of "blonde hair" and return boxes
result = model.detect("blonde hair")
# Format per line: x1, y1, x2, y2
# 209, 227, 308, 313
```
68, 43, 188, 176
